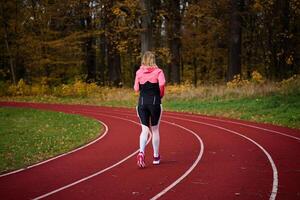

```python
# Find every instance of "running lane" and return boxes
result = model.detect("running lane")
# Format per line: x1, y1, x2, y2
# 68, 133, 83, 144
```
0, 102, 299, 200
0, 102, 201, 200
164, 111, 300, 200
83, 108, 276, 200
100, 107, 300, 199
0, 103, 141, 199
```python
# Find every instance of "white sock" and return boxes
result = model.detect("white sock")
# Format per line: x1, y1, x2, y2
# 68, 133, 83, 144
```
151, 125, 160, 157
139, 125, 149, 153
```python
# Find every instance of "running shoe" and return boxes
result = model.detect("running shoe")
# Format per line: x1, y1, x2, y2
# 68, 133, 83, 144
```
137, 152, 145, 168
153, 155, 160, 165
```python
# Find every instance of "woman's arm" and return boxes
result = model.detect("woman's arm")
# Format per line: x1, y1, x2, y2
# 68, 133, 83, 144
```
158, 70, 166, 98
134, 72, 140, 92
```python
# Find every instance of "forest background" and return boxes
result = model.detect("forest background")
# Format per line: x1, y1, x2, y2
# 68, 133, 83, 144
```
0, 0, 300, 129
1, 0, 299, 87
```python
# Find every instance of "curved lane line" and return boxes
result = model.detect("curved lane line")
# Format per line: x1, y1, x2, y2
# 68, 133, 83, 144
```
150, 120, 204, 200
76, 109, 205, 200
167, 115, 278, 200
167, 112, 300, 141
33, 113, 152, 200
88, 109, 278, 200
106, 108, 299, 141
34, 111, 204, 200
0, 120, 108, 178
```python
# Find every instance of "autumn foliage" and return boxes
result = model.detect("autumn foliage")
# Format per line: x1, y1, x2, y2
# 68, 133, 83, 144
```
1, 73, 299, 105
0, 0, 299, 87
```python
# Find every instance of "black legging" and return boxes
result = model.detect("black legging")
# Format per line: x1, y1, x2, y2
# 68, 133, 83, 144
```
137, 104, 162, 127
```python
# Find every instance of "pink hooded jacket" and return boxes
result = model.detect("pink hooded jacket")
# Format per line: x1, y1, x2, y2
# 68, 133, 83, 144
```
134, 65, 166, 97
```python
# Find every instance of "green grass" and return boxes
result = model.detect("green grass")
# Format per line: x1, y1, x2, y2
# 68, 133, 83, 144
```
164, 92, 300, 129
0, 107, 102, 174
1, 80, 300, 130
1, 90, 299, 129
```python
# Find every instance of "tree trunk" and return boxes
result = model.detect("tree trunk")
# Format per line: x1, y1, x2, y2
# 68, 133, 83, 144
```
168, 0, 181, 84
193, 57, 197, 87
98, 1, 107, 85
82, 2, 96, 82
99, 33, 106, 85
1, 3, 16, 84
104, 1, 121, 87
4, 34, 16, 84
276, 0, 291, 79
140, 0, 153, 54
228, 0, 243, 81
107, 44, 121, 86
86, 36, 96, 82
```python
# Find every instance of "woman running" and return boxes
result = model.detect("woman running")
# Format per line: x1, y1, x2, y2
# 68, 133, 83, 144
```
134, 51, 166, 168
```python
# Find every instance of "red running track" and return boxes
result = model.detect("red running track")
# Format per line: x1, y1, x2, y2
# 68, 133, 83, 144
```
0, 102, 300, 200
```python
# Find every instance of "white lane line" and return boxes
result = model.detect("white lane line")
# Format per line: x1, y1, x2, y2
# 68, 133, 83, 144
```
150, 120, 204, 200
167, 115, 278, 200
0, 120, 108, 178
87, 109, 278, 200
35, 110, 204, 200
167, 112, 300, 141
105, 108, 300, 141
78, 109, 205, 200
33, 113, 152, 200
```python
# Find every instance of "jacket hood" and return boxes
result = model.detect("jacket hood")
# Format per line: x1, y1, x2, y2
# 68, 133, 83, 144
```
140, 65, 158, 73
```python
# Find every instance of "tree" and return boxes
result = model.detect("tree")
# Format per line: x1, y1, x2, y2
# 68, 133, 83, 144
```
80, 0, 96, 82
140, 0, 153, 54
0, 1, 18, 84
228, 0, 243, 81
167, 0, 182, 84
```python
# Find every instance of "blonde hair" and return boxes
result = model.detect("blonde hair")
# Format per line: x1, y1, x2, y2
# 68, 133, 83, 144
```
141, 51, 156, 66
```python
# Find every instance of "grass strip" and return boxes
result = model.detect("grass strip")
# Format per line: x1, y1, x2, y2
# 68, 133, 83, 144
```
1, 91, 299, 129
0, 107, 102, 174
164, 92, 300, 129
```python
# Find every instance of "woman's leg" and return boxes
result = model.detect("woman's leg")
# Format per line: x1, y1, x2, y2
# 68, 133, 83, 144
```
151, 125, 160, 157
137, 105, 150, 154
136, 105, 151, 168
150, 104, 162, 158
139, 124, 150, 153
